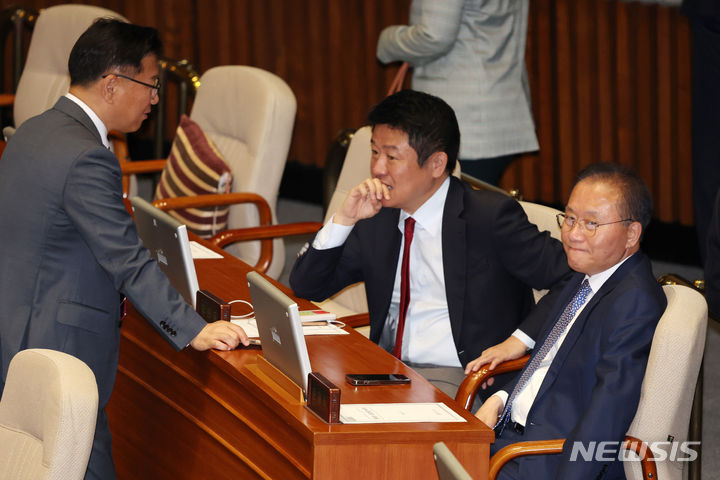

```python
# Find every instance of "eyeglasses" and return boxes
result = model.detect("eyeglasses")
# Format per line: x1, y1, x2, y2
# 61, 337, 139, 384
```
102, 73, 161, 94
556, 213, 633, 236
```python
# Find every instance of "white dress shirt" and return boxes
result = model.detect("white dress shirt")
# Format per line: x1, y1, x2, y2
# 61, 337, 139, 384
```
313, 177, 460, 366
497, 255, 632, 426
65, 93, 109, 148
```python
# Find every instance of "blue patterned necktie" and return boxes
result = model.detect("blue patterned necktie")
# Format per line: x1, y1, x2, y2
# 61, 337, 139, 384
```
496, 279, 592, 433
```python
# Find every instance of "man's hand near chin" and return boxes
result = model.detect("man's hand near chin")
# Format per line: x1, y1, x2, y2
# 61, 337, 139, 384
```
190, 321, 249, 351
334, 178, 390, 226
464, 336, 528, 388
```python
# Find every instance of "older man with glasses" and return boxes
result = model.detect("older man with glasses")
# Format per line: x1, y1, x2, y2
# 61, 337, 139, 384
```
0, 18, 248, 480
467, 162, 667, 480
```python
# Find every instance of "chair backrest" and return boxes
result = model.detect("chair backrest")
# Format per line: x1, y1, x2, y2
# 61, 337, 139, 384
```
0, 349, 98, 480
12, 5, 126, 128
519, 201, 563, 303
623, 284, 707, 480
189, 65, 296, 279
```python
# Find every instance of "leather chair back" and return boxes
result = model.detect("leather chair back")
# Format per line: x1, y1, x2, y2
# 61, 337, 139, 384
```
190, 66, 296, 279
12, 5, 126, 129
623, 284, 707, 480
0, 349, 98, 480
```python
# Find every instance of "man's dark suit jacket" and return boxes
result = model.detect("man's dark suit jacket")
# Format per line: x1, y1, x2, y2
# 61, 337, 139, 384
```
0, 97, 206, 478
493, 252, 666, 480
290, 176, 570, 368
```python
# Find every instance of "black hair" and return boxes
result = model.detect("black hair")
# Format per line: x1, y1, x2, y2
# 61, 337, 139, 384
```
573, 163, 653, 231
68, 18, 162, 87
367, 89, 459, 173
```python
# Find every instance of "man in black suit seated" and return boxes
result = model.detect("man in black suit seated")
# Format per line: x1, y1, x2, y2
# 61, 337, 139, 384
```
471, 163, 666, 479
290, 90, 570, 397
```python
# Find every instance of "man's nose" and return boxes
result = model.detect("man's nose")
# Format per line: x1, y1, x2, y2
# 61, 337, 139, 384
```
371, 156, 387, 176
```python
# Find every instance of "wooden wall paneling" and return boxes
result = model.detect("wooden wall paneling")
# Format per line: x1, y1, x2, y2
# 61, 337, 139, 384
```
676, 16, 693, 225
614, 2, 636, 179
656, 5, 676, 222
554, 0, 578, 204
632, 4, 658, 221
0, 0, 695, 224
526, 0, 557, 202
575, 0, 599, 173
595, 0, 617, 168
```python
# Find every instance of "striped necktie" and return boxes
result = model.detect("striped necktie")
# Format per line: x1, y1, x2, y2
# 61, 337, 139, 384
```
496, 279, 592, 433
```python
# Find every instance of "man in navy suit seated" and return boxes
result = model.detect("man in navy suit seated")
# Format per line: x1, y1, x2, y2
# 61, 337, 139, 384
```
471, 163, 666, 479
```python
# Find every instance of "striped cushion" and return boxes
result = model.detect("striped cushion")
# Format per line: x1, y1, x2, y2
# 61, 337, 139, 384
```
154, 115, 232, 238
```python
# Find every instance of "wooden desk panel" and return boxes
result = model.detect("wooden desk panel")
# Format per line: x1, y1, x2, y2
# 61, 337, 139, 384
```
108, 248, 492, 479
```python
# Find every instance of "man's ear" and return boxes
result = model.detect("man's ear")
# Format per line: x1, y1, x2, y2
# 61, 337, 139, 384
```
100, 74, 116, 103
426, 151, 448, 178
626, 221, 642, 249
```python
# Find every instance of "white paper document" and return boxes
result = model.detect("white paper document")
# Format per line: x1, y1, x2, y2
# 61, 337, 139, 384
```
231, 319, 349, 338
190, 241, 224, 259
339, 402, 466, 424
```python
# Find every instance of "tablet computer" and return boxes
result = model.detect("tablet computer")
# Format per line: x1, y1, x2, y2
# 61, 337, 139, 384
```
247, 271, 312, 395
130, 196, 199, 308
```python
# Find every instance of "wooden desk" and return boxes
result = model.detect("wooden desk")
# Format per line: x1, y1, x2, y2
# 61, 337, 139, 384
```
107, 247, 492, 479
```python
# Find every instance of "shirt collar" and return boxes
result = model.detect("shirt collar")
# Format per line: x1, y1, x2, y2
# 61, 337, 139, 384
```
398, 176, 450, 236
585, 253, 634, 294
65, 93, 110, 148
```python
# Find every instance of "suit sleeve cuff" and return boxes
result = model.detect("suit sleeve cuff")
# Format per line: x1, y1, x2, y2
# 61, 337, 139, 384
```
512, 329, 535, 349
312, 215, 353, 249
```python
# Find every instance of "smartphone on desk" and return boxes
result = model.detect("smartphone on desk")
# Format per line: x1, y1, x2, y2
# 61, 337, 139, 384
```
345, 374, 411, 386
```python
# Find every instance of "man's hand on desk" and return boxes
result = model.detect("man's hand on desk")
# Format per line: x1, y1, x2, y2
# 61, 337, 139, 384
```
464, 336, 528, 388
475, 394, 504, 428
190, 321, 250, 351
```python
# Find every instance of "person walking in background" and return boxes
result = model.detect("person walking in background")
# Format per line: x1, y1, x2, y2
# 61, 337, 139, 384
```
377, 0, 539, 185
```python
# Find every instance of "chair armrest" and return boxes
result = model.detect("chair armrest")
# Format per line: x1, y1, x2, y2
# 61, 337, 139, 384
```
455, 355, 530, 411
623, 435, 658, 479
119, 159, 168, 175
153, 192, 273, 224
153, 193, 321, 274
488, 436, 658, 480
210, 222, 322, 273
489, 439, 564, 480
211, 222, 323, 246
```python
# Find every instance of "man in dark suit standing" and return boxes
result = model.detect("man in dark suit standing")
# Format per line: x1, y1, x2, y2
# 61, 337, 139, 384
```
0, 19, 248, 480
473, 163, 666, 479
290, 90, 569, 397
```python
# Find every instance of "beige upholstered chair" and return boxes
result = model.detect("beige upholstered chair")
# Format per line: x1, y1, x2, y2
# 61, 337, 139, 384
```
0, 349, 98, 480
518, 201, 563, 303
191, 66, 296, 279
122, 66, 301, 279
622, 284, 707, 480
456, 284, 708, 480
3, 4, 126, 138
316, 126, 372, 319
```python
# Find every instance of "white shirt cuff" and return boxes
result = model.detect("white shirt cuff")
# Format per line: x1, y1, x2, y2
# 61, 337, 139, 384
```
312, 215, 354, 250
512, 329, 535, 349
495, 390, 508, 408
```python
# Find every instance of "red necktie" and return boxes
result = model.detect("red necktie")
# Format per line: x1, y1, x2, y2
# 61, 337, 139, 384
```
393, 217, 416, 359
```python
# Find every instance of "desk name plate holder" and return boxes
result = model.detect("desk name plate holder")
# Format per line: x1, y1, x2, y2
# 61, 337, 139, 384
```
245, 356, 305, 403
